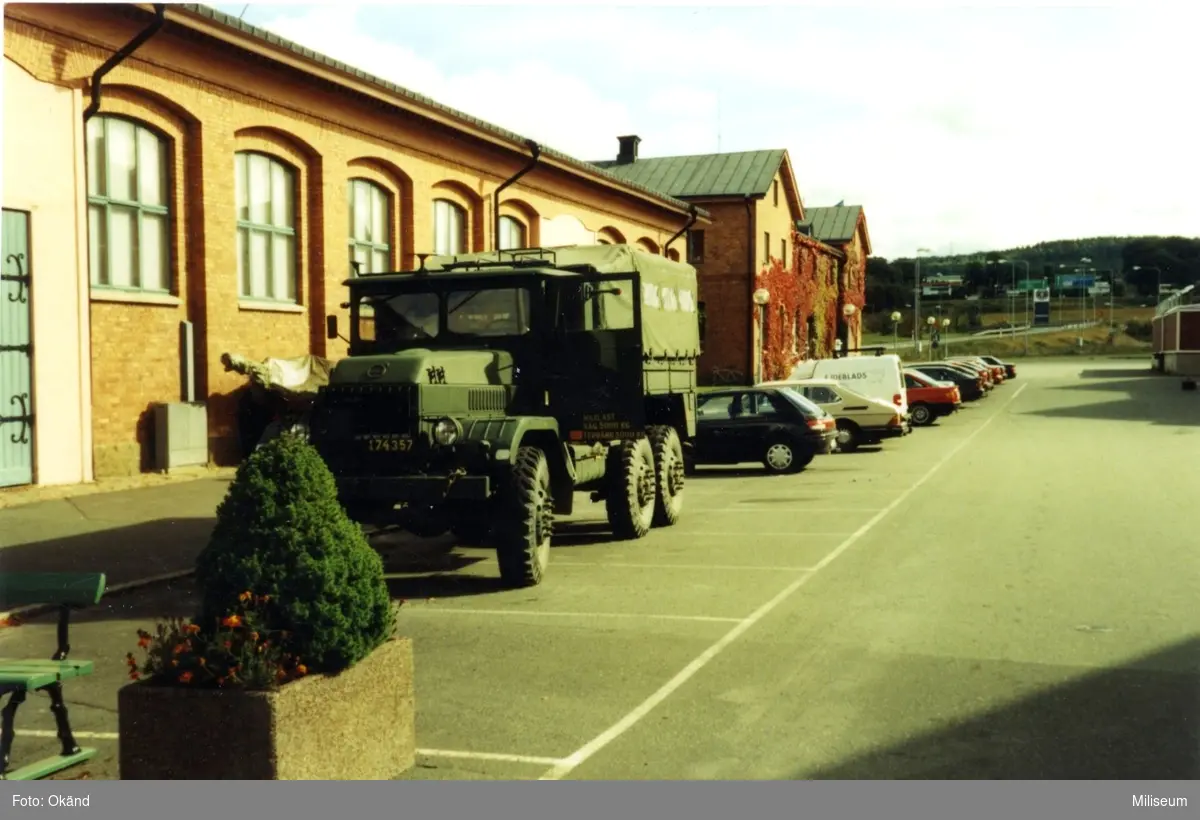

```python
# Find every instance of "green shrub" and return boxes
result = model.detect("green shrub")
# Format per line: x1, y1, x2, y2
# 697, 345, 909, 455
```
1125, 319, 1153, 341
194, 432, 393, 675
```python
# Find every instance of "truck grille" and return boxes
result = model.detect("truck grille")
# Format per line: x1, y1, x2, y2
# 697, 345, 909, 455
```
468, 387, 506, 413
309, 384, 420, 476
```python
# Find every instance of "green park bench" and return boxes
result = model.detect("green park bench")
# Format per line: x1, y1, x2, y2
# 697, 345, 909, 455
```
0, 572, 107, 780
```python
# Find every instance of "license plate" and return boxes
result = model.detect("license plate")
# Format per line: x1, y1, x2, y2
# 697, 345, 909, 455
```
364, 436, 413, 452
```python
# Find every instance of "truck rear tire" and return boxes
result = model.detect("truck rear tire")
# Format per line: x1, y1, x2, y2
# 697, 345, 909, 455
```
495, 446, 553, 587
648, 425, 685, 527
605, 437, 656, 540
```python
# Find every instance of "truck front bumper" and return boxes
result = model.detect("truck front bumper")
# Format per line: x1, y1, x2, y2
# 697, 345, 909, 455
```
336, 475, 491, 503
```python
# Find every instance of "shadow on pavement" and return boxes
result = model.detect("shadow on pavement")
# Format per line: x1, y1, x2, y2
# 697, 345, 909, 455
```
796, 637, 1200, 780
386, 574, 508, 600
1029, 377, 1200, 427
0, 518, 216, 589
1077, 368, 1159, 379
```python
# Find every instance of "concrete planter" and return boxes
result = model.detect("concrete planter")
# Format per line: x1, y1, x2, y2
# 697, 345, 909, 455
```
118, 637, 414, 780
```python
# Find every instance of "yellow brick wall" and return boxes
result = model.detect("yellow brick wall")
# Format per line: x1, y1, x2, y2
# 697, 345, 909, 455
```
4, 4, 702, 474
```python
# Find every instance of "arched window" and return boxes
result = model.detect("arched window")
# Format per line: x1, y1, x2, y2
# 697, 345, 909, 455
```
433, 198, 466, 255
498, 215, 526, 251
348, 178, 392, 275
86, 115, 171, 292
235, 151, 297, 302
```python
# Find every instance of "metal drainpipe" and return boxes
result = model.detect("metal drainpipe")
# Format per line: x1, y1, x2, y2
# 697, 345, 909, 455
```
83, 4, 168, 121
493, 140, 541, 251
663, 204, 699, 257
745, 195, 756, 382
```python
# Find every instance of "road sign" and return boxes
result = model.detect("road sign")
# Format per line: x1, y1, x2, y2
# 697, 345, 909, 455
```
1056, 274, 1096, 289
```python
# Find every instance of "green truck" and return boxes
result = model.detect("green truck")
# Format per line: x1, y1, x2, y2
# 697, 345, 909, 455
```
309, 244, 701, 587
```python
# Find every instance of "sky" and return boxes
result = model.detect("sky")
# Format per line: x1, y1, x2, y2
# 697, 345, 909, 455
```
213, 2, 1200, 260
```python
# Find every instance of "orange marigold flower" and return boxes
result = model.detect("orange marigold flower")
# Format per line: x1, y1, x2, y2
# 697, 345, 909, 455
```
172, 643, 186, 655
171, 660, 179, 667
129, 670, 140, 681
295, 664, 308, 676
250, 631, 260, 642
178, 671, 193, 684
239, 591, 252, 603
184, 623, 201, 635
222, 615, 242, 628
137, 636, 151, 649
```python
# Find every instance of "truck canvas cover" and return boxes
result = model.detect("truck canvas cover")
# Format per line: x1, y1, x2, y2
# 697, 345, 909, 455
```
421, 244, 701, 360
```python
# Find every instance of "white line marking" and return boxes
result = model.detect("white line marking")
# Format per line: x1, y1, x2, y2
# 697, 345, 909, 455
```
697, 508, 884, 513
13, 731, 564, 766
538, 382, 1027, 780
670, 531, 854, 537
551, 561, 816, 573
401, 607, 742, 624
417, 748, 566, 766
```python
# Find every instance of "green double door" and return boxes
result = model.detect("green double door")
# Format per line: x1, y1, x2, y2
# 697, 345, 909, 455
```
1, 209, 34, 487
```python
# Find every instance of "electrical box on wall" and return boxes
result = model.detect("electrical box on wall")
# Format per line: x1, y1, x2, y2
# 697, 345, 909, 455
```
153, 402, 208, 471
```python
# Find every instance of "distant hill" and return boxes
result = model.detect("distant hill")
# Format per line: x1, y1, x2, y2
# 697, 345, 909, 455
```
866, 235, 1200, 308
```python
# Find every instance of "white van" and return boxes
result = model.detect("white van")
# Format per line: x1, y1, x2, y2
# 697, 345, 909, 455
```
787, 354, 908, 416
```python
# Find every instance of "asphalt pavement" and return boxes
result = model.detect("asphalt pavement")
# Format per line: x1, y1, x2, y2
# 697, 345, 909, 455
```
1, 357, 1197, 780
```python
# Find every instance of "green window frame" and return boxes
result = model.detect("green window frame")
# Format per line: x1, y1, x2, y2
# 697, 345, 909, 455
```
85, 115, 171, 293
235, 151, 297, 303
348, 178, 392, 275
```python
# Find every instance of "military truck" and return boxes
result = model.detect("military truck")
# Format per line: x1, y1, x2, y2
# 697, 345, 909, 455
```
308, 244, 701, 587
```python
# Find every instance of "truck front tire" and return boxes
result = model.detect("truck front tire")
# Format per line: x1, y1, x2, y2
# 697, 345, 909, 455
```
606, 437, 657, 540
495, 446, 553, 587
648, 425, 685, 527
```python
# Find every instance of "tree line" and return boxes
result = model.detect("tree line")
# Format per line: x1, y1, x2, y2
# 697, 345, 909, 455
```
864, 236, 1200, 312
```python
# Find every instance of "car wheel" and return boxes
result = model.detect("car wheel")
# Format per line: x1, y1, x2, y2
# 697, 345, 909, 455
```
835, 420, 861, 453
763, 438, 803, 474
910, 404, 934, 426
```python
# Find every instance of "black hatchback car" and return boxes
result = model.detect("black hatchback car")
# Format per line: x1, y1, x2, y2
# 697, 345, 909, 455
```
688, 387, 837, 474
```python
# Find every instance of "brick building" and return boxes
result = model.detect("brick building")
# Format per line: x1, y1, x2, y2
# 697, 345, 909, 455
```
1, 3, 712, 488
594, 138, 869, 384
797, 204, 872, 351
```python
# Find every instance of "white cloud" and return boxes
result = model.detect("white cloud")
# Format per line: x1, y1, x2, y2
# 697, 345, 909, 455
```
248, 3, 1200, 259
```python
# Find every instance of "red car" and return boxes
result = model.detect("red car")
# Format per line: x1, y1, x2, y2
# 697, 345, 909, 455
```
902, 369, 962, 426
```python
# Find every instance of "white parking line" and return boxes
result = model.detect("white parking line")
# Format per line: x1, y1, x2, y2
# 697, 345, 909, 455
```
697, 507, 885, 513
551, 560, 816, 573
13, 731, 563, 766
537, 382, 1028, 781
400, 607, 742, 624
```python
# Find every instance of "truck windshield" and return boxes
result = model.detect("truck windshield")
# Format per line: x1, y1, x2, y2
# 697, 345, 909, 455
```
355, 287, 532, 349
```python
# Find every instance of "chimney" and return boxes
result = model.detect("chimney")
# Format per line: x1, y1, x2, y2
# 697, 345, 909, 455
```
617, 135, 641, 165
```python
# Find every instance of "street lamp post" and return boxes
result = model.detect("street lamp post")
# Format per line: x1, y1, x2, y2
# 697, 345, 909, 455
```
926, 316, 936, 361
890, 310, 902, 351
915, 248, 931, 352
841, 303, 857, 356
941, 317, 951, 355
753, 287, 770, 383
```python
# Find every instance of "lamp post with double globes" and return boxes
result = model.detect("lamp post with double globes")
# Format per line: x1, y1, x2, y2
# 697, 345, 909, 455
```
926, 316, 937, 361
890, 311, 902, 351
941, 317, 951, 355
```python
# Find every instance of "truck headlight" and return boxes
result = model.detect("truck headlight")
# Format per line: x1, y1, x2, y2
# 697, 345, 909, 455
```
433, 417, 461, 446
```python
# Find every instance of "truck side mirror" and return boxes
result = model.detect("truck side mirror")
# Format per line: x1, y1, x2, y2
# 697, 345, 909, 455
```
326, 314, 339, 340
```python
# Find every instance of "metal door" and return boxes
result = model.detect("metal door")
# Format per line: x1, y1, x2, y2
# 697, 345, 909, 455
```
1, 209, 34, 487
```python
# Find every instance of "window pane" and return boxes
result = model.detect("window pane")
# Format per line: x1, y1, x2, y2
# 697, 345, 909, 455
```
353, 244, 368, 276
371, 185, 388, 244
249, 154, 270, 224
433, 201, 447, 255
272, 233, 295, 301
235, 154, 248, 221
250, 230, 269, 298
108, 205, 137, 288
373, 248, 389, 273
353, 181, 370, 241
88, 203, 107, 285
137, 127, 166, 206
86, 118, 105, 197
271, 161, 292, 228
141, 212, 168, 291
107, 118, 136, 202
237, 227, 248, 296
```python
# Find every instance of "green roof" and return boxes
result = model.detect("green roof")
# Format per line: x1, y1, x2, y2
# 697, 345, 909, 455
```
591, 150, 786, 198
172, 5, 707, 219
798, 206, 863, 244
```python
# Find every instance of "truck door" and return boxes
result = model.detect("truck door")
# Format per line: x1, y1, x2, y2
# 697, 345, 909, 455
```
545, 274, 646, 443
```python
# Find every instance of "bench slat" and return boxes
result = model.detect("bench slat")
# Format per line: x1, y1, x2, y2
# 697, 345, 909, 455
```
0, 572, 107, 609
0, 659, 95, 689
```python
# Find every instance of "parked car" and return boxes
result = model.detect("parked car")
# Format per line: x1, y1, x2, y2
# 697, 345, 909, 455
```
787, 353, 909, 417
976, 354, 1017, 379
902, 369, 962, 425
907, 363, 986, 401
949, 356, 1005, 384
760, 378, 911, 452
689, 387, 837, 474
939, 359, 994, 391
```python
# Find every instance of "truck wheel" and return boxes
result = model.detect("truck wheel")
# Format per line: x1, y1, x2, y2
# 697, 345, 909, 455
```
606, 437, 657, 540
909, 404, 934, 426
495, 446, 553, 587
835, 420, 861, 453
648, 425, 685, 527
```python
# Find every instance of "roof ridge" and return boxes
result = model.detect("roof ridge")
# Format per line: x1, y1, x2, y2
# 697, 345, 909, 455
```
174, 3, 706, 217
